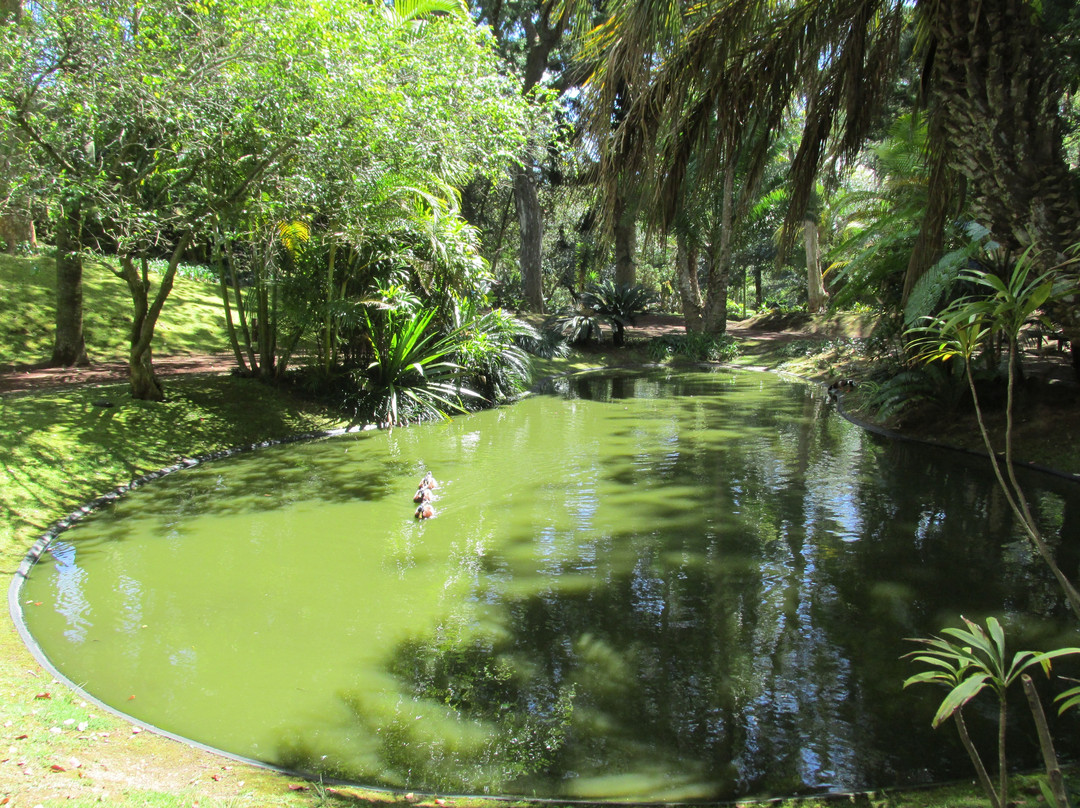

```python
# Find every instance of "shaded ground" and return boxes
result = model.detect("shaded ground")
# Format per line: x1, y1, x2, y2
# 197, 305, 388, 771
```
0, 352, 236, 394
0, 313, 821, 394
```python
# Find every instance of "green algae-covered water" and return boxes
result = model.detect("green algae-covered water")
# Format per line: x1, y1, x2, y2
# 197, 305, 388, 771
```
17, 368, 1080, 801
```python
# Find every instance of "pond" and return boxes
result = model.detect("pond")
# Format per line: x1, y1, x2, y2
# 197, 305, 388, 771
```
14, 368, 1080, 802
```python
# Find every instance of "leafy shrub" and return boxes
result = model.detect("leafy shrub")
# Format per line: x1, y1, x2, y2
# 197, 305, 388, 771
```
517, 326, 569, 359
548, 310, 606, 346
359, 305, 478, 426
452, 304, 536, 405
646, 332, 740, 363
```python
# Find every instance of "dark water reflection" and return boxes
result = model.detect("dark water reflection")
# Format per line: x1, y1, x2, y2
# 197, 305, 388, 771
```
20, 368, 1080, 802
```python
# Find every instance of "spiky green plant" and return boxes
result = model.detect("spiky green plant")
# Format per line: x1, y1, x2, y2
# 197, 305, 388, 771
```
451, 301, 537, 404
361, 305, 479, 426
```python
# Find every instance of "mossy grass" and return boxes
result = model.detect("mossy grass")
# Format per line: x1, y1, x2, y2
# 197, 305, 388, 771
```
0, 256, 1071, 806
0, 252, 228, 365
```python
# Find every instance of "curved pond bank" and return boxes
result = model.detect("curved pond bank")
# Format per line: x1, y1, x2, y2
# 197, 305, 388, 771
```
12, 367, 1080, 802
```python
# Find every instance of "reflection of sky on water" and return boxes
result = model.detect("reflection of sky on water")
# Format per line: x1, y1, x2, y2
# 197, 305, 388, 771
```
48, 540, 91, 644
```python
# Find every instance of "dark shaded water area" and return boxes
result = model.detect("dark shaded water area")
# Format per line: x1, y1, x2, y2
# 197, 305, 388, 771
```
17, 368, 1080, 802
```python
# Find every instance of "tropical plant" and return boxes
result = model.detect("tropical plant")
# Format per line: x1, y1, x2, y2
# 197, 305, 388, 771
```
854, 363, 964, 422
581, 0, 1080, 355
906, 252, 1080, 620
903, 616, 1080, 808
516, 325, 570, 360
579, 280, 653, 346
549, 309, 606, 346
361, 306, 478, 426
451, 301, 537, 404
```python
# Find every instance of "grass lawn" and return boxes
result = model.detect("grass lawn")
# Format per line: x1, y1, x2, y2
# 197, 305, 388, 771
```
0, 253, 1071, 807
0, 252, 228, 366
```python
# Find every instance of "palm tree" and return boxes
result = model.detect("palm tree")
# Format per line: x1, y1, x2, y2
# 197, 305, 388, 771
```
583, 0, 1080, 358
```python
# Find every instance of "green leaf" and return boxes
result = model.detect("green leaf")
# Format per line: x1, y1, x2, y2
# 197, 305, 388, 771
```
932, 673, 989, 728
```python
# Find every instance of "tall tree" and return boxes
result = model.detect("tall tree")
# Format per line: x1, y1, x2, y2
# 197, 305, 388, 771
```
584, 0, 1080, 354
4, 0, 527, 397
476, 0, 596, 312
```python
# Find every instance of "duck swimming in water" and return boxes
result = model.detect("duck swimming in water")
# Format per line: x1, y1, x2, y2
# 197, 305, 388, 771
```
414, 486, 433, 503
419, 471, 438, 490
415, 502, 436, 519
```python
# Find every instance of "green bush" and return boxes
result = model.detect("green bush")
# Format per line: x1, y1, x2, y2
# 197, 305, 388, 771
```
646, 331, 740, 363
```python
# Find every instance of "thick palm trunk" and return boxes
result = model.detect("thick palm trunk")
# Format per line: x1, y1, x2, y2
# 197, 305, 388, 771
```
514, 163, 545, 312
702, 161, 736, 335
50, 200, 89, 367
613, 190, 637, 287
931, 0, 1080, 359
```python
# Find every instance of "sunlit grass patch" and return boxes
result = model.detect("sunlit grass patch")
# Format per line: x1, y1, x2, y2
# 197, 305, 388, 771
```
0, 252, 228, 365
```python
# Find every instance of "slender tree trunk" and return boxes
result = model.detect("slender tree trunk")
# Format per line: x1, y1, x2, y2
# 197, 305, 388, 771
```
323, 240, 337, 372
119, 234, 192, 401
514, 163, 544, 312
675, 232, 703, 333
953, 710, 1003, 808
805, 216, 827, 312
50, 199, 89, 367
215, 230, 248, 374
613, 190, 637, 287
226, 239, 258, 372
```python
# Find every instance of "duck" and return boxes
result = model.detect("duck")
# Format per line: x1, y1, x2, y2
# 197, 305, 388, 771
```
414, 486, 433, 504
827, 379, 857, 399
419, 471, 438, 490
415, 502, 436, 519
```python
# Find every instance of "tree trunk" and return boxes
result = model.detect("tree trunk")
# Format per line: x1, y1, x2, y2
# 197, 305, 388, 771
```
805, 216, 827, 312
675, 232, 703, 333
514, 163, 544, 312
50, 200, 89, 367
322, 240, 337, 372
120, 234, 192, 401
0, 0, 21, 22
702, 161, 736, 334
510, 5, 566, 313
215, 230, 248, 374
931, 0, 1080, 353
0, 211, 36, 254
613, 191, 637, 287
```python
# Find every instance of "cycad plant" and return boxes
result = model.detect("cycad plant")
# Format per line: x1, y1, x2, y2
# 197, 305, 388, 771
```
579, 280, 654, 346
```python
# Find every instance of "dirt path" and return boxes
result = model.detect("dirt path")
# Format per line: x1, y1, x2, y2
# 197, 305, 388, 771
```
0, 353, 238, 394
